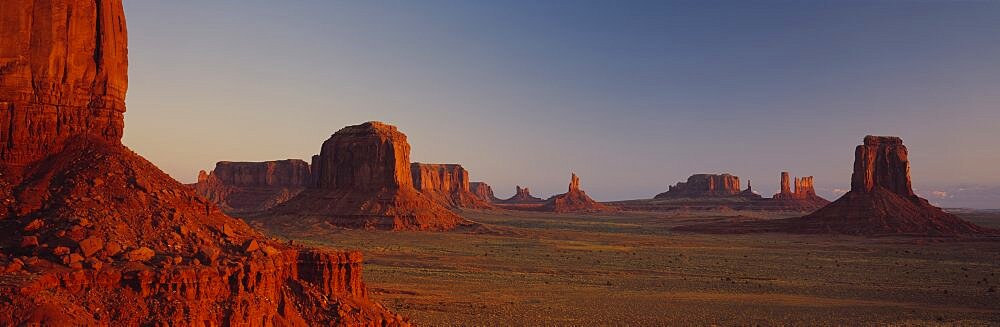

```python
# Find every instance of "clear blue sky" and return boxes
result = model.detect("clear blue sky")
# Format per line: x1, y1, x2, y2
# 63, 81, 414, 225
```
121, 1, 1000, 207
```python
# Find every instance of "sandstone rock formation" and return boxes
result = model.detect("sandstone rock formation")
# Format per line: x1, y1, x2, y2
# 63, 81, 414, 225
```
675, 136, 992, 236
192, 160, 311, 214
0, 2, 405, 325
655, 174, 742, 198
500, 186, 545, 204
739, 179, 763, 199
770, 172, 829, 210
540, 173, 613, 213
267, 122, 468, 231
0, 0, 128, 173
469, 182, 500, 203
411, 163, 493, 209
790, 136, 989, 235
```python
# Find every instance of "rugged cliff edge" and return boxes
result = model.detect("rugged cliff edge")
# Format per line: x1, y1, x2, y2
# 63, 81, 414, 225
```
192, 160, 311, 214
0, 1, 406, 325
411, 163, 493, 209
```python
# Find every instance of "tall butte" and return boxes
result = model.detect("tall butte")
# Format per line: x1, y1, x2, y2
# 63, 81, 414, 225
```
0, 1, 406, 325
267, 121, 468, 231
540, 173, 613, 213
791, 136, 989, 235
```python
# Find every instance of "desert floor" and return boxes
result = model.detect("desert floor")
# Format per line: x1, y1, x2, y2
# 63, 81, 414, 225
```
253, 209, 1000, 326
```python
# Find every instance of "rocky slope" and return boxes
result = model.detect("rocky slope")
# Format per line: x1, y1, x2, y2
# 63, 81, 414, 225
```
675, 136, 994, 236
266, 122, 468, 231
655, 174, 743, 198
411, 163, 493, 209
540, 174, 613, 213
0, 1, 406, 325
192, 160, 311, 214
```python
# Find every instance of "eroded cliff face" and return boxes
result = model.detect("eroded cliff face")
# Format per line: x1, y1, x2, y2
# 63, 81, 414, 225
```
269, 122, 468, 231
411, 163, 493, 209
193, 160, 311, 214
0, 2, 406, 325
540, 173, 613, 213
469, 182, 499, 203
0, 0, 129, 172
655, 174, 741, 198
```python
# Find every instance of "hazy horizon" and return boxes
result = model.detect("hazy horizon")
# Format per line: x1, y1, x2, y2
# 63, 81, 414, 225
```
120, 1, 1000, 208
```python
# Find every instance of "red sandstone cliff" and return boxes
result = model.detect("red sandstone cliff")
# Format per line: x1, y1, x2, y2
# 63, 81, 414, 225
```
192, 160, 311, 214
267, 122, 468, 231
0, 2, 405, 325
411, 163, 494, 209
655, 174, 742, 199
540, 173, 613, 213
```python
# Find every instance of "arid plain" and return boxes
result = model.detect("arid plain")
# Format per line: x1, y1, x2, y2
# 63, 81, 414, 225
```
248, 209, 1000, 326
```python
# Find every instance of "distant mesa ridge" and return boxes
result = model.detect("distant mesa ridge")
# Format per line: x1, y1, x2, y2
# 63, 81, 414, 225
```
191, 160, 311, 214
655, 173, 743, 198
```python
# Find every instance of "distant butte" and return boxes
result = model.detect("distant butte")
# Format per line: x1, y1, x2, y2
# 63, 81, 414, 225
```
675, 136, 995, 236
540, 173, 614, 213
499, 185, 545, 204
265, 122, 470, 231
655, 174, 743, 199
469, 181, 500, 203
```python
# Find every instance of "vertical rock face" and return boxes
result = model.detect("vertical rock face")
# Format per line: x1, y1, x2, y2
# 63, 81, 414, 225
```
773, 172, 820, 200
785, 136, 989, 236
0, 0, 129, 172
269, 122, 468, 231
411, 163, 493, 209
314, 122, 412, 191
0, 2, 406, 325
469, 182, 499, 202
191, 160, 311, 214
540, 173, 613, 213
851, 136, 913, 196
500, 185, 544, 204
655, 174, 741, 199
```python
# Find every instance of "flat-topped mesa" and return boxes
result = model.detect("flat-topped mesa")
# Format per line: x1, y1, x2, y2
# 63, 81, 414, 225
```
268, 121, 467, 231
501, 185, 545, 203
0, 0, 129, 173
852, 135, 913, 196
541, 173, 613, 213
192, 160, 312, 214
470, 182, 500, 203
411, 163, 493, 209
655, 173, 742, 199
0, 2, 405, 325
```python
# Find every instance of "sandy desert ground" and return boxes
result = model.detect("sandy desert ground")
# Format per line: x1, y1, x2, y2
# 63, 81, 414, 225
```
250, 209, 1000, 326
